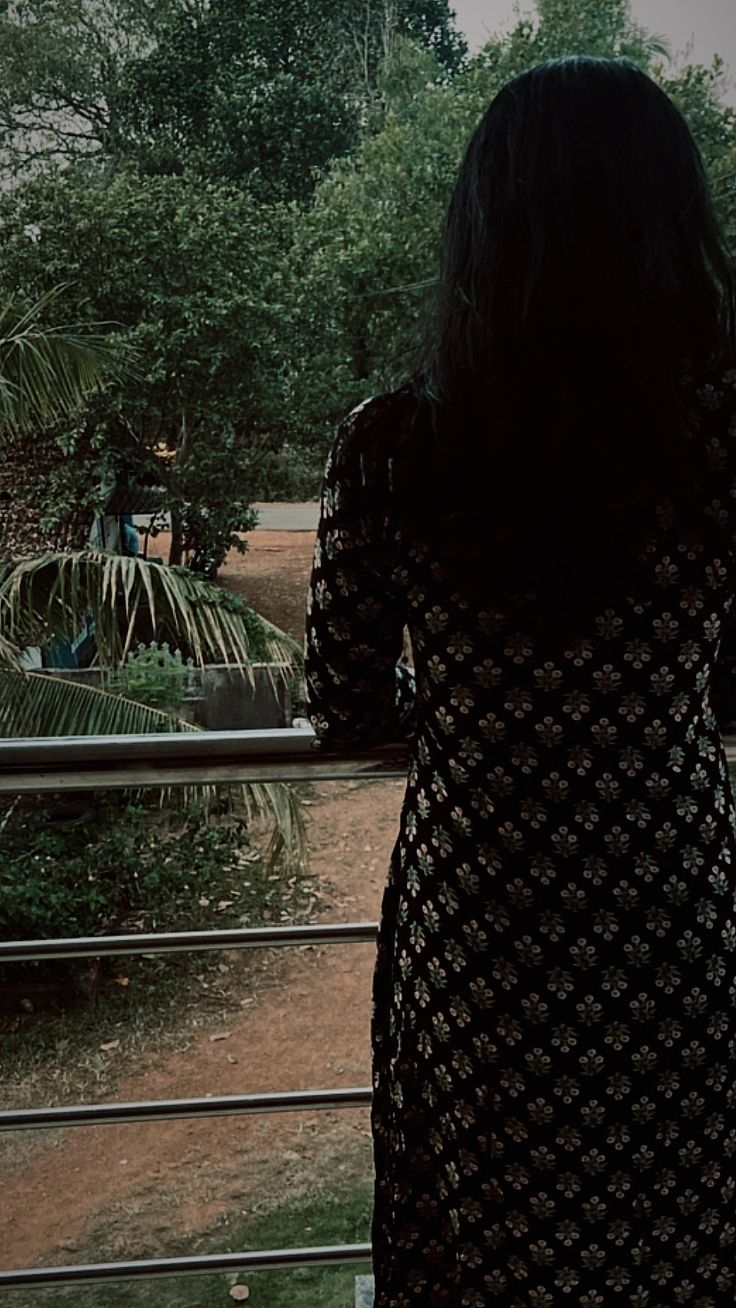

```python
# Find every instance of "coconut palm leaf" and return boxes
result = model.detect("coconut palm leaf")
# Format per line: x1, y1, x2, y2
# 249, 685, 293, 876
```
0, 551, 302, 673
0, 285, 131, 438
0, 628, 22, 670
0, 548, 305, 868
217, 779, 307, 874
0, 668, 197, 737
0, 668, 307, 869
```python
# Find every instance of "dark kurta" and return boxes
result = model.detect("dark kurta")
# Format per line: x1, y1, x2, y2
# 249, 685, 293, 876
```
304, 375, 736, 1307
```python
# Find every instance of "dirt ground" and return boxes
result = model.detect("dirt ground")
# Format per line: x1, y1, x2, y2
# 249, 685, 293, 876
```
0, 526, 405, 1270
220, 529, 317, 645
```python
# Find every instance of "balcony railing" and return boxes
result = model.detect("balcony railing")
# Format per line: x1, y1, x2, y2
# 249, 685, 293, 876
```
0, 727, 408, 1293
2, 726, 736, 1293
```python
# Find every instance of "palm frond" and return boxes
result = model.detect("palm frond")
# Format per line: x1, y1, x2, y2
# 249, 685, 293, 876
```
0, 551, 302, 672
0, 284, 133, 438
0, 669, 307, 869
0, 621, 22, 670
233, 779, 308, 874
0, 668, 196, 737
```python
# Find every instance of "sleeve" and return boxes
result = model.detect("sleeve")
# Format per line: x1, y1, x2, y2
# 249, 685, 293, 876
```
712, 604, 736, 732
689, 358, 736, 731
304, 398, 416, 749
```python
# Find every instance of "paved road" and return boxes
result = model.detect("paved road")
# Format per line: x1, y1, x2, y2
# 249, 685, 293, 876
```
251, 502, 320, 531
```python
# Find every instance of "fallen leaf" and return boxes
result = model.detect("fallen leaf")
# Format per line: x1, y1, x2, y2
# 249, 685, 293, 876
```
209, 1031, 232, 1042
113, 976, 129, 987
236, 848, 260, 864
198, 896, 211, 907
217, 900, 234, 911
100, 1039, 120, 1052
228, 1286, 250, 1301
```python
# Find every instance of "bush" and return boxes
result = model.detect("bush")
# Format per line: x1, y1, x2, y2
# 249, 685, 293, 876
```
104, 641, 197, 710
239, 442, 324, 501
0, 796, 264, 944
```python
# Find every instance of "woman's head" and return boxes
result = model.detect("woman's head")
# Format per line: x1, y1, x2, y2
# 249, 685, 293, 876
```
408, 55, 736, 647
428, 54, 734, 400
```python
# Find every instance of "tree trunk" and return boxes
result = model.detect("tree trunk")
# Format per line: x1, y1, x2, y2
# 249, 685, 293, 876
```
168, 507, 185, 567
166, 412, 189, 566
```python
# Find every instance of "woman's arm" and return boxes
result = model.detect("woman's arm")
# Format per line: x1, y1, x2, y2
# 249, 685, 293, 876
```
304, 398, 416, 749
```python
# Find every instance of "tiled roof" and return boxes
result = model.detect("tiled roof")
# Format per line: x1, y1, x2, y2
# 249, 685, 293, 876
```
103, 483, 166, 515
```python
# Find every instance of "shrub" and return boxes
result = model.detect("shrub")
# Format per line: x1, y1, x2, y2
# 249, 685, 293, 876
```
104, 641, 196, 710
0, 797, 264, 943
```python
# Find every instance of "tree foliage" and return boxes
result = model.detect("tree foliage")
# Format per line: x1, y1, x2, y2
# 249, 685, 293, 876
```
0, 550, 305, 863
0, 0, 173, 175
0, 0, 465, 197
0, 0, 466, 543
0, 169, 289, 562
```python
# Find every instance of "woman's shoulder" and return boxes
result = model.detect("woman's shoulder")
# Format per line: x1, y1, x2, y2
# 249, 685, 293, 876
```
329, 382, 427, 483
336, 382, 423, 444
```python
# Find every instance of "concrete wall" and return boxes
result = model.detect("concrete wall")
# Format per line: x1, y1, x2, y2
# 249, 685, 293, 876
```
43, 662, 294, 730
193, 663, 293, 730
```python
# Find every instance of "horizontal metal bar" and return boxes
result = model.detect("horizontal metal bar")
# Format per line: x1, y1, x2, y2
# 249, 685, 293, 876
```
0, 1086, 371, 1132
0, 920, 378, 963
0, 728, 410, 792
0, 727, 319, 765
0, 756, 408, 792
0, 1243, 373, 1288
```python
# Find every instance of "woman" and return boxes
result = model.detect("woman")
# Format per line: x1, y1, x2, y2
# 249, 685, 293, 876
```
305, 55, 736, 1306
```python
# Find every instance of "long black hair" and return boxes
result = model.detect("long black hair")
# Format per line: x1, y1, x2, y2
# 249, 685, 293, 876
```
401, 54, 736, 648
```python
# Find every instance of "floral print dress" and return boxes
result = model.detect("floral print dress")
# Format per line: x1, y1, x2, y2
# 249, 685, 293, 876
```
304, 370, 736, 1307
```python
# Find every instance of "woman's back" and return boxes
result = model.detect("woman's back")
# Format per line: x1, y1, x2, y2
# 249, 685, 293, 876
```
305, 359, 736, 1305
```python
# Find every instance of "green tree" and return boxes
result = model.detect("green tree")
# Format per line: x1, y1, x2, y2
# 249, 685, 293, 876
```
0, 0, 467, 511
0, 0, 466, 197
0, 0, 176, 175
281, 36, 466, 448
0, 168, 290, 565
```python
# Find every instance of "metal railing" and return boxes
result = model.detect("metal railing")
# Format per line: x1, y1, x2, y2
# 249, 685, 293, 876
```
0, 726, 409, 792
4, 724, 736, 1291
0, 727, 408, 1291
